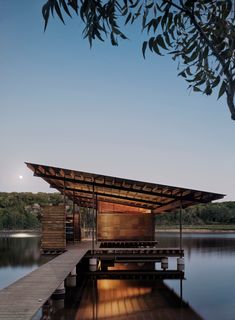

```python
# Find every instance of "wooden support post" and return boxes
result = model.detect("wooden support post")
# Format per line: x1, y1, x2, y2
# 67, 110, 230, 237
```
64, 178, 66, 247
180, 200, 182, 256
95, 194, 98, 244
180, 278, 183, 308
92, 183, 95, 253
63, 178, 66, 208
73, 191, 75, 243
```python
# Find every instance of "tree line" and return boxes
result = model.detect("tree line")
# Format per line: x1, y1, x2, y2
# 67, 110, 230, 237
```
155, 201, 235, 226
0, 192, 62, 230
0, 192, 235, 230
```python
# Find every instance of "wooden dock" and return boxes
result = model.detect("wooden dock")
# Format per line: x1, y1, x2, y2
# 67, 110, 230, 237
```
0, 242, 91, 320
85, 248, 184, 261
0, 241, 185, 320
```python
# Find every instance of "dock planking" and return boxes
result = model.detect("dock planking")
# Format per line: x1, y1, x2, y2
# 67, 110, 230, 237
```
0, 241, 91, 320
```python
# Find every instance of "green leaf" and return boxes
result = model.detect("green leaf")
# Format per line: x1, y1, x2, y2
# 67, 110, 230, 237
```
130, 0, 139, 9
167, 12, 173, 30
142, 41, 148, 59
110, 32, 118, 46
153, 40, 162, 55
203, 46, 209, 59
178, 71, 187, 78
54, 1, 65, 24
186, 49, 199, 63
156, 35, 167, 50
193, 86, 201, 92
125, 12, 132, 25
218, 81, 227, 99
42, 3, 50, 31
148, 37, 155, 52
204, 82, 212, 95
60, 0, 71, 17
212, 76, 220, 88
163, 31, 171, 47
185, 41, 198, 54
185, 67, 192, 76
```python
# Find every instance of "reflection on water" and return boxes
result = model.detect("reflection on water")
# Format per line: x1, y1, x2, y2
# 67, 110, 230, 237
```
74, 279, 202, 320
0, 232, 51, 289
0, 233, 40, 267
37, 277, 201, 320
157, 232, 235, 320
1, 232, 235, 320
156, 232, 235, 251
9, 232, 39, 238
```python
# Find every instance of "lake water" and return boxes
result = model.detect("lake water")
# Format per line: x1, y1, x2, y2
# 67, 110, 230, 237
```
0, 232, 235, 320
0, 232, 50, 290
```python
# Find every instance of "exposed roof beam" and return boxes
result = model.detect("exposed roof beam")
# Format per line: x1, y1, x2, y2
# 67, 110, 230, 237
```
33, 172, 212, 203
53, 185, 164, 206
153, 200, 194, 214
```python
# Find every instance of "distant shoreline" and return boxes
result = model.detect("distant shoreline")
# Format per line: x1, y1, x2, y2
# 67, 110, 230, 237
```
156, 225, 235, 233
156, 228, 235, 233
1, 226, 235, 235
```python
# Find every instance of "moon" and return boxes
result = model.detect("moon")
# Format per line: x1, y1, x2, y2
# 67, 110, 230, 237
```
19, 175, 23, 180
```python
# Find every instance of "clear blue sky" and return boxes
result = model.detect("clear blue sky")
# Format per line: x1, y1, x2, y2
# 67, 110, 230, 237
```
1, 1, 234, 200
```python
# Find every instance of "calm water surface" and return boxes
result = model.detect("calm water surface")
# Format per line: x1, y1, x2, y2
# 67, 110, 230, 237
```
0, 232, 235, 320
0, 232, 50, 289
158, 232, 235, 320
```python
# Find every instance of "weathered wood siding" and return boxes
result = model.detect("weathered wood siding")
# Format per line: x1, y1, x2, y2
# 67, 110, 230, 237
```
74, 212, 81, 241
42, 205, 66, 250
97, 213, 154, 241
99, 201, 150, 214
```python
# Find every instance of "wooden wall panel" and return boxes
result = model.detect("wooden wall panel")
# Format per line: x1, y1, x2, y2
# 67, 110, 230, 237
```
97, 213, 154, 241
74, 212, 81, 241
98, 201, 150, 214
42, 205, 66, 250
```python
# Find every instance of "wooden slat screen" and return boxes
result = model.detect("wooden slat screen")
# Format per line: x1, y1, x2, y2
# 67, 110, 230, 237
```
42, 205, 66, 250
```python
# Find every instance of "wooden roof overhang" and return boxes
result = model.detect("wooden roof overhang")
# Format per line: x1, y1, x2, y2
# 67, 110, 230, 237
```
26, 163, 225, 214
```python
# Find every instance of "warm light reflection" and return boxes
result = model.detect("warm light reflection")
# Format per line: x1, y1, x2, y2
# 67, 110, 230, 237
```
108, 262, 152, 271
10, 233, 38, 238
75, 280, 152, 320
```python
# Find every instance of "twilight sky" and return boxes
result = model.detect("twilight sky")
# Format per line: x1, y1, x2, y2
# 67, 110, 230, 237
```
1, 1, 234, 201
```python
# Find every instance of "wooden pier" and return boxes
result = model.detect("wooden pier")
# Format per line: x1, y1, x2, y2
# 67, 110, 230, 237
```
0, 242, 185, 320
0, 242, 91, 320
85, 248, 184, 262
1, 162, 221, 319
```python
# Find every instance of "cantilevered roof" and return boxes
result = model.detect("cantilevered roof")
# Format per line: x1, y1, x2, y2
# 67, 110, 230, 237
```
26, 163, 225, 213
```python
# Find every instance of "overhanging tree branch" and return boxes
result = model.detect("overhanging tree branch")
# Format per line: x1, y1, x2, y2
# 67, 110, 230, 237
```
41, 0, 235, 121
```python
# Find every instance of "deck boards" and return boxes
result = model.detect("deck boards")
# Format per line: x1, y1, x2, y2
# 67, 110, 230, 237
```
0, 241, 91, 320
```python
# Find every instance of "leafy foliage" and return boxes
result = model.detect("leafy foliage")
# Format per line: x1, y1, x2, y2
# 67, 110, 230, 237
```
155, 201, 235, 226
0, 192, 63, 230
0, 192, 235, 229
42, 0, 235, 120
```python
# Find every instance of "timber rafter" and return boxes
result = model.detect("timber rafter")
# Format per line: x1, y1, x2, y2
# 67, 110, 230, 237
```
26, 162, 225, 213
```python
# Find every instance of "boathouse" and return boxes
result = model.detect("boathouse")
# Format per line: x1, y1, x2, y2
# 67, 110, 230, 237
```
0, 163, 225, 320
26, 162, 224, 252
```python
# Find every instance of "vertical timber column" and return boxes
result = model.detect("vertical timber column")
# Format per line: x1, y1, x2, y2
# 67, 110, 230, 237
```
177, 200, 185, 271
89, 183, 97, 271
95, 194, 98, 244
73, 191, 75, 243
92, 183, 95, 253
180, 200, 182, 254
64, 178, 66, 247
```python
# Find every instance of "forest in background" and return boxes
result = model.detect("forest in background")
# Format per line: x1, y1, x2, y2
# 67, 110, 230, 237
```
0, 192, 235, 230
0, 192, 62, 229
